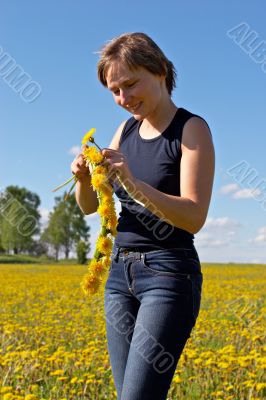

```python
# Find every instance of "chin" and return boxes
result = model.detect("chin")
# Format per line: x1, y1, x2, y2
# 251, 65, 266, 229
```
132, 108, 146, 120
132, 113, 144, 121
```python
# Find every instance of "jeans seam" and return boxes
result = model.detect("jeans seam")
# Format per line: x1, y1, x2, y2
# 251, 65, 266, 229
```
189, 276, 196, 322
145, 258, 198, 263
131, 262, 136, 293
141, 257, 191, 278
189, 275, 202, 323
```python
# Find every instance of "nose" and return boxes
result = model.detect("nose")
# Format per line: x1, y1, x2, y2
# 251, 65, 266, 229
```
119, 89, 131, 107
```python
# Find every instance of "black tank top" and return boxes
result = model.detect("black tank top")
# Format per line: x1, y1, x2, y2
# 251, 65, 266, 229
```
112, 107, 208, 250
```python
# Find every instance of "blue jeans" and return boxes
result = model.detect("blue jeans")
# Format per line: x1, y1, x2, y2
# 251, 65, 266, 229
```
104, 244, 203, 400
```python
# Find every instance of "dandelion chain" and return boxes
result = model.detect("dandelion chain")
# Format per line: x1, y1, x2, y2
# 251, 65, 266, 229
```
52, 128, 118, 297
80, 129, 118, 296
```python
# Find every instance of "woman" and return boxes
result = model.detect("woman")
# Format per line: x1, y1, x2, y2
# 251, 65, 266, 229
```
72, 32, 215, 400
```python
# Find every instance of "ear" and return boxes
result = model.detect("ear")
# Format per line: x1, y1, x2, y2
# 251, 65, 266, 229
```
162, 62, 168, 77
158, 72, 167, 86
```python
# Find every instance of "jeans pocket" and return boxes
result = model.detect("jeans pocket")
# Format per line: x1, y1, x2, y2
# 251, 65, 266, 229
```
142, 255, 193, 278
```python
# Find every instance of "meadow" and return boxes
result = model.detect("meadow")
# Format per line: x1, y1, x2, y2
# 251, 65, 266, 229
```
0, 263, 265, 400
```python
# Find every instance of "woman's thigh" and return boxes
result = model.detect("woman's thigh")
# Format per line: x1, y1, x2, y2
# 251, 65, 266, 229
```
104, 252, 141, 400
105, 246, 203, 400
120, 281, 198, 400
120, 249, 203, 400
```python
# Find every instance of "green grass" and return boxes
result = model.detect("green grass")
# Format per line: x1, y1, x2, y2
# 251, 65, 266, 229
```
0, 254, 87, 265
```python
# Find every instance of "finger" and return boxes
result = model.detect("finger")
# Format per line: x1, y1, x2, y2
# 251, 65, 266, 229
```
77, 157, 86, 167
101, 148, 118, 157
74, 155, 82, 165
100, 158, 110, 167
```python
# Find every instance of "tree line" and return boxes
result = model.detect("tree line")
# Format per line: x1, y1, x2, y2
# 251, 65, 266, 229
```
0, 186, 91, 262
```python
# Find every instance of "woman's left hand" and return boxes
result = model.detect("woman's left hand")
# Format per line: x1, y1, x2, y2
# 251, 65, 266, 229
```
100, 148, 136, 189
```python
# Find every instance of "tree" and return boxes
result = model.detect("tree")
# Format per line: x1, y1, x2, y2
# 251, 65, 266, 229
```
0, 186, 41, 254
28, 240, 49, 257
42, 192, 90, 260
76, 240, 90, 264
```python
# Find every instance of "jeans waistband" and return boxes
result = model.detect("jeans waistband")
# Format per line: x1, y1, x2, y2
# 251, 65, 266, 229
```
113, 244, 199, 260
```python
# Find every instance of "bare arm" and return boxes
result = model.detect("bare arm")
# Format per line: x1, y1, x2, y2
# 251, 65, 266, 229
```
124, 117, 215, 234
72, 150, 99, 215
75, 174, 99, 215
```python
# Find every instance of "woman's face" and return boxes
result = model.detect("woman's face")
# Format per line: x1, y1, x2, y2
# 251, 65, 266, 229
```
106, 61, 166, 120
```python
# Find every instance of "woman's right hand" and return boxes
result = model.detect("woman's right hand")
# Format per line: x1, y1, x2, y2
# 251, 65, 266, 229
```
71, 145, 91, 181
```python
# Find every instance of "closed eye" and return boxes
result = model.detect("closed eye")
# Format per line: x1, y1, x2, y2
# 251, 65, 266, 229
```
127, 81, 137, 88
110, 80, 137, 95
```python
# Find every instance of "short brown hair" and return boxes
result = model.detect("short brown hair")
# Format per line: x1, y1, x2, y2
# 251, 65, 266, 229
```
97, 32, 177, 96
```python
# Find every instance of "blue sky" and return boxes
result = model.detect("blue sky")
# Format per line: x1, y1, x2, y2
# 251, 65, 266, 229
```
1, 1, 265, 263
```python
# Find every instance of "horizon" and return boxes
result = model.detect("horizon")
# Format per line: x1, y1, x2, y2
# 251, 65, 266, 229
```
1, 1, 265, 263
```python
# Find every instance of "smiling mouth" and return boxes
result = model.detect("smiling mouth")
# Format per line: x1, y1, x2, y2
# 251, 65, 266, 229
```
126, 102, 141, 112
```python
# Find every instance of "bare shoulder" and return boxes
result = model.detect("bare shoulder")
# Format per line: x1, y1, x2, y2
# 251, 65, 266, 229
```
108, 120, 127, 150
181, 116, 213, 151
179, 115, 215, 233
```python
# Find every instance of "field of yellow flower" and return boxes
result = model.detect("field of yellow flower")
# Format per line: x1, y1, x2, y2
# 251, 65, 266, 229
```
0, 263, 265, 400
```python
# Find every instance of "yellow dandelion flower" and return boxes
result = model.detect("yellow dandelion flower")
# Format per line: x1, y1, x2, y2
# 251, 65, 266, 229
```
94, 165, 108, 175
91, 173, 107, 190
256, 383, 266, 391
226, 385, 234, 391
101, 196, 112, 207
83, 146, 103, 164
81, 274, 102, 295
1, 388, 13, 395
50, 369, 65, 376
214, 391, 224, 397
243, 380, 255, 388
238, 359, 250, 367
104, 197, 115, 210
172, 375, 182, 384
81, 128, 96, 144
101, 185, 113, 200
218, 362, 230, 369
88, 259, 106, 276
96, 236, 113, 255
106, 216, 118, 236
101, 255, 111, 269
3, 394, 14, 400
97, 203, 111, 218
25, 395, 38, 400
57, 376, 68, 381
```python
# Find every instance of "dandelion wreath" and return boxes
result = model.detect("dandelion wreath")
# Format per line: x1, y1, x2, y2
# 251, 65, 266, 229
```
80, 129, 118, 296
52, 128, 118, 297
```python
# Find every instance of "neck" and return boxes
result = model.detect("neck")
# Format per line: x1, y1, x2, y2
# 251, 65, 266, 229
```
141, 98, 178, 134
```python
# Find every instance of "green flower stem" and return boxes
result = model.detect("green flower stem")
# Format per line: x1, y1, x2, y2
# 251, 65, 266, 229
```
89, 137, 102, 152
52, 175, 76, 192
52, 139, 104, 200
64, 176, 78, 200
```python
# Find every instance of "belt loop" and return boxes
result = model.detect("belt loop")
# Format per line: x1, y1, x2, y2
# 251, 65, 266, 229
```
116, 246, 121, 262
112, 245, 119, 262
